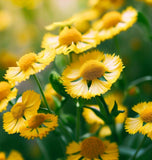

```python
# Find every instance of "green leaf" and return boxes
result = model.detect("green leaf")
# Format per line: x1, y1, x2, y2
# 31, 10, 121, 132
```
83, 105, 107, 122
111, 101, 125, 117
49, 71, 68, 97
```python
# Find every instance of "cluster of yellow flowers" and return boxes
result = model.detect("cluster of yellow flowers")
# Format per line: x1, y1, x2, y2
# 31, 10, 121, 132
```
1, 0, 152, 159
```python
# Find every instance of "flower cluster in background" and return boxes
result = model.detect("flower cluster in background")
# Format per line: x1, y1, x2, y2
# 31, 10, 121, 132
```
0, 0, 152, 159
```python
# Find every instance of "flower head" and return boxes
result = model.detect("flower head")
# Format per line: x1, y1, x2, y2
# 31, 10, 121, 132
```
66, 137, 119, 160
0, 81, 17, 112
20, 113, 58, 139
125, 102, 152, 138
42, 26, 99, 55
5, 49, 55, 85
62, 50, 124, 99
93, 7, 137, 41
3, 90, 41, 134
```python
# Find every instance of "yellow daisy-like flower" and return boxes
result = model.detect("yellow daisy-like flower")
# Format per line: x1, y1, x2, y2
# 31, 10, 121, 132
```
44, 83, 61, 110
3, 90, 41, 134
66, 136, 119, 160
0, 150, 24, 160
62, 50, 124, 99
93, 7, 137, 41
20, 113, 58, 139
42, 26, 99, 55
45, 9, 100, 33
4, 49, 55, 85
125, 102, 152, 138
0, 81, 17, 112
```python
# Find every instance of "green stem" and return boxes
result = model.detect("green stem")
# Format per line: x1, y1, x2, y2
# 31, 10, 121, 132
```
76, 102, 81, 142
131, 135, 147, 160
96, 95, 110, 116
9, 101, 14, 106
128, 76, 152, 88
33, 74, 52, 114
36, 138, 50, 160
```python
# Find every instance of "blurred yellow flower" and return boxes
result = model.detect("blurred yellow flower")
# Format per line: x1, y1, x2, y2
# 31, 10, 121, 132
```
0, 10, 12, 31
0, 150, 24, 160
93, 7, 137, 41
62, 50, 124, 99
66, 137, 119, 160
20, 113, 58, 139
44, 83, 61, 110
0, 52, 17, 69
3, 90, 41, 134
125, 102, 152, 138
5, 49, 55, 85
42, 26, 99, 55
7, 150, 24, 160
0, 81, 17, 112
89, 0, 124, 11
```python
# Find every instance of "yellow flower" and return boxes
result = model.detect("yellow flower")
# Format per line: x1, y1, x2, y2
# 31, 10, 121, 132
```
5, 49, 55, 85
93, 7, 137, 41
0, 152, 5, 160
7, 150, 24, 160
0, 51, 17, 69
20, 113, 58, 139
42, 26, 99, 55
0, 150, 24, 160
66, 137, 119, 160
45, 9, 100, 33
3, 90, 41, 134
62, 50, 124, 99
44, 83, 61, 110
0, 81, 17, 112
89, 0, 124, 11
0, 10, 12, 31
125, 102, 152, 138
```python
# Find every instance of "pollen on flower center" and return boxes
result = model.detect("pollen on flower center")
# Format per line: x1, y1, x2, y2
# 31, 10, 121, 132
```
11, 102, 26, 119
102, 11, 121, 29
80, 137, 105, 159
140, 108, 152, 123
59, 27, 82, 46
28, 114, 46, 128
80, 60, 106, 80
18, 53, 36, 71
0, 81, 11, 101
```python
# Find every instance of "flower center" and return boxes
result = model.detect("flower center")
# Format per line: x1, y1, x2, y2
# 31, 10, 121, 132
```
11, 102, 26, 119
0, 152, 5, 160
28, 114, 46, 128
140, 108, 152, 123
102, 11, 121, 29
0, 81, 11, 101
18, 53, 36, 71
59, 27, 82, 46
80, 137, 105, 159
80, 60, 106, 80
